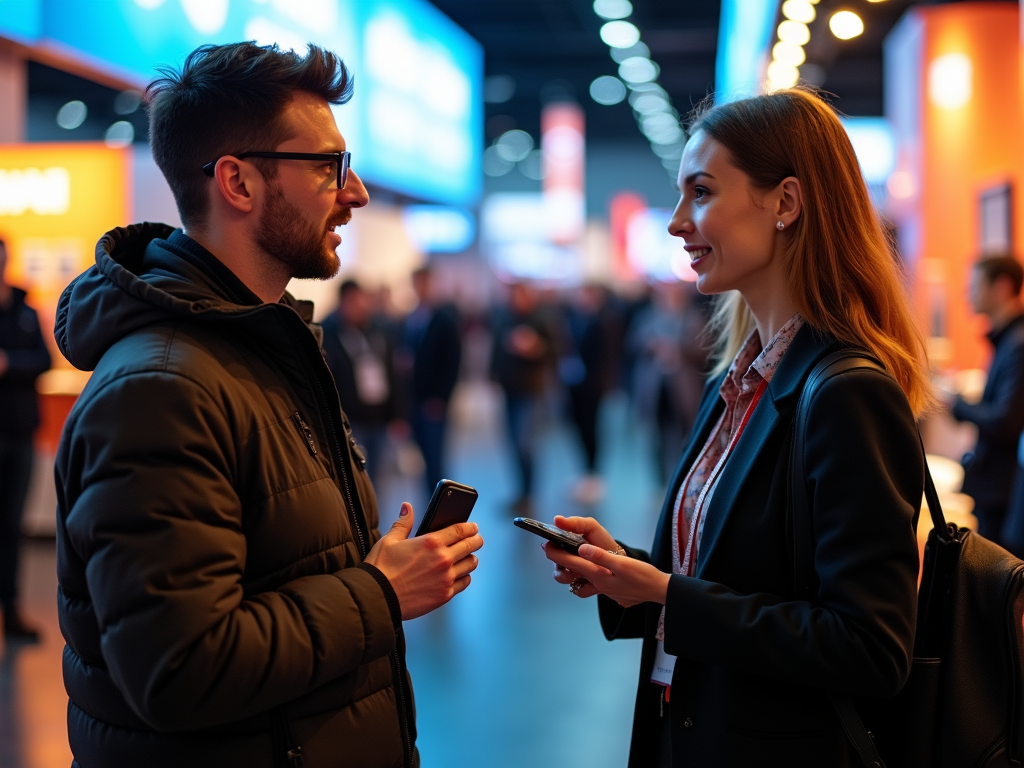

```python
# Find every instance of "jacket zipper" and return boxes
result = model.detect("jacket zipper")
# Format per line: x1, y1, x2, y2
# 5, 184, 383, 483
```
392, 642, 413, 766
291, 412, 317, 456
298, 332, 412, 767
307, 369, 368, 556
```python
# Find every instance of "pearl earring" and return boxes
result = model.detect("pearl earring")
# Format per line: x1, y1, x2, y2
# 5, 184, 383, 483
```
776, 221, 785, 231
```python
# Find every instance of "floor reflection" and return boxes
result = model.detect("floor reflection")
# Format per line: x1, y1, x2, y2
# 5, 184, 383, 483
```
1, 540, 72, 768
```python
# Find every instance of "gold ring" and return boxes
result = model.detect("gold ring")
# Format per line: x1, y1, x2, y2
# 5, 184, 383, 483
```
569, 578, 586, 595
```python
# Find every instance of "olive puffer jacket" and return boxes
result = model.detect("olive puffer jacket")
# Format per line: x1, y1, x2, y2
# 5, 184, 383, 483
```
54, 223, 416, 768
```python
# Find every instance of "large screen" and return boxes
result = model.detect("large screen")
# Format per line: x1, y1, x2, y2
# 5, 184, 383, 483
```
0, 0, 42, 42
7, 0, 482, 205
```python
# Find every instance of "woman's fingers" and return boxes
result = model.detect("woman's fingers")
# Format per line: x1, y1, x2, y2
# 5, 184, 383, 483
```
544, 542, 613, 581
552, 563, 576, 584
553, 515, 588, 532
572, 582, 599, 598
554, 515, 617, 550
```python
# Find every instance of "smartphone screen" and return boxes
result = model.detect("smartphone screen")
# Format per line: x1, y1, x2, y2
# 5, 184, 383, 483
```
415, 480, 478, 536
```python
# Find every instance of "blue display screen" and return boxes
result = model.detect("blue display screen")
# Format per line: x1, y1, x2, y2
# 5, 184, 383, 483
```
0, 0, 42, 42
6, 0, 481, 205
346, 0, 482, 206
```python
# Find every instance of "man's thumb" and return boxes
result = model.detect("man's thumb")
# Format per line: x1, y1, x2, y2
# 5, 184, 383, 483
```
390, 502, 414, 539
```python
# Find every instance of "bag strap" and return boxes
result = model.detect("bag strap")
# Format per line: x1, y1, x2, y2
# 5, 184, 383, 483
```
790, 349, 939, 768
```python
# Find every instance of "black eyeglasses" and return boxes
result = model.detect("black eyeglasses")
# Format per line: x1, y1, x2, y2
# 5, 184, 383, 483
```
201, 151, 351, 189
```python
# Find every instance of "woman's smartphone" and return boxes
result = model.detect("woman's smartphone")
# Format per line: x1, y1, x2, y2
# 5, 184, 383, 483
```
513, 517, 586, 554
415, 480, 478, 536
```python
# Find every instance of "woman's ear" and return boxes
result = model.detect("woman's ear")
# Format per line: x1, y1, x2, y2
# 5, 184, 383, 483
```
775, 176, 803, 229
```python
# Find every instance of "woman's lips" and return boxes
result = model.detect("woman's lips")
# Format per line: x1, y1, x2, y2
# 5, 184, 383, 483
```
688, 247, 711, 265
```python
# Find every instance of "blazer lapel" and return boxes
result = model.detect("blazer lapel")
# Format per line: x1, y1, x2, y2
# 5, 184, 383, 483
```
693, 325, 837, 578
651, 372, 727, 570
693, 394, 782, 577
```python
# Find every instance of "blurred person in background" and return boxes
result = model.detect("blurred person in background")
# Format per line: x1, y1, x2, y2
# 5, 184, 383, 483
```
947, 255, 1024, 543
628, 280, 709, 484
1004, 436, 1024, 558
0, 237, 51, 642
559, 283, 617, 504
52, 42, 482, 768
540, 88, 930, 767
321, 278, 399, 487
492, 282, 554, 513
396, 264, 462, 496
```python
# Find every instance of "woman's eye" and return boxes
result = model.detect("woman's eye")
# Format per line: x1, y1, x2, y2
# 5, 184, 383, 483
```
694, 186, 708, 200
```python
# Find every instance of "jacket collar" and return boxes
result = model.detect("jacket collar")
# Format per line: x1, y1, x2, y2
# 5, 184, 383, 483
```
986, 311, 1024, 347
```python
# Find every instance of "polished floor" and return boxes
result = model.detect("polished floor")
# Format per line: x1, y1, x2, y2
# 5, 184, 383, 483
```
0, 387, 666, 768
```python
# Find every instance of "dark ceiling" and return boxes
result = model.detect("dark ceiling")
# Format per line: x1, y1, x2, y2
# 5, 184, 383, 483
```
22, 0, 992, 149
431, 0, 983, 149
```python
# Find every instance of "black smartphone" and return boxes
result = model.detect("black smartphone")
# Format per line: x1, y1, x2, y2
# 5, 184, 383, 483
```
513, 517, 586, 555
415, 480, 478, 536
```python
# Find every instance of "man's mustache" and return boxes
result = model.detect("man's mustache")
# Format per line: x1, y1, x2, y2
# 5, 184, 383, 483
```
327, 208, 352, 230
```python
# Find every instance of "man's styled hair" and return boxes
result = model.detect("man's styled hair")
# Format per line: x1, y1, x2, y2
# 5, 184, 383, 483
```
146, 42, 353, 229
976, 255, 1024, 297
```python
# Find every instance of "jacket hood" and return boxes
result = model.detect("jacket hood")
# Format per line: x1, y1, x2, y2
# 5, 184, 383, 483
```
55, 223, 314, 371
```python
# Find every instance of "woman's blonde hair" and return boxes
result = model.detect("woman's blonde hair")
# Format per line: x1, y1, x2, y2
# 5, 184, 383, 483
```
690, 88, 933, 415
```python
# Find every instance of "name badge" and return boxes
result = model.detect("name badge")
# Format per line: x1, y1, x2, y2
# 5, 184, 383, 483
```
650, 640, 676, 687
355, 354, 389, 405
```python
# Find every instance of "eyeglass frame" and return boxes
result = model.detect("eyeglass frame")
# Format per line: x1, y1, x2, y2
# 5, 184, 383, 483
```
201, 150, 351, 190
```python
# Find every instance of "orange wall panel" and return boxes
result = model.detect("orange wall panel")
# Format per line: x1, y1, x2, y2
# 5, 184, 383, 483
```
0, 142, 132, 368
908, 4, 1024, 371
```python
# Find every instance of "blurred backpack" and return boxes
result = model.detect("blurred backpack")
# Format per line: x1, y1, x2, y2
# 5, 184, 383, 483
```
790, 351, 1024, 768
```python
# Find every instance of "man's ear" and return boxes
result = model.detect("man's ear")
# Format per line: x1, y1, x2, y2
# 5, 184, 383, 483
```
211, 157, 259, 214
775, 176, 803, 229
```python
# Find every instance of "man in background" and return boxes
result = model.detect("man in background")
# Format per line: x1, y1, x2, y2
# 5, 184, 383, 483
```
321, 278, 398, 487
949, 255, 1024, 543
397, 265, 462, 496
0, 238, 51, 642
491, 282, 554, 513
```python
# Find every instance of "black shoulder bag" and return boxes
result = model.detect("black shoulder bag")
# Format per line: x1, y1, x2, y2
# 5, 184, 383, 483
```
791, 350, 1024, 768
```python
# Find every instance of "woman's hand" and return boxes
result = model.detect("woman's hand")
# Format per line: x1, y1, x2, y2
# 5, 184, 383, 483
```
545, 542, 671, 608
542, 516, 670, 608
542, 515, 616, 598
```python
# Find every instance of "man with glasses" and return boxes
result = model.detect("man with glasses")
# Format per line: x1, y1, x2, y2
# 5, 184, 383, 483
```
53, 42, 482, 768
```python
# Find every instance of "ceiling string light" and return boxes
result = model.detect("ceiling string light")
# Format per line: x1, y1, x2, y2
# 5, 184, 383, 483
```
766, 0, 819, 91
830, 11, 865, 41
591, 0, 685, 177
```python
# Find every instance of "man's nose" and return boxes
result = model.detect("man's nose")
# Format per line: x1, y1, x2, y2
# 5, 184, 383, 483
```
339, 169, 369, 208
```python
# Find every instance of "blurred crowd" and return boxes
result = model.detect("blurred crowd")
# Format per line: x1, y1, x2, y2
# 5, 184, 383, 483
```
319, 269, 715, 513
323, 253, 1024, 560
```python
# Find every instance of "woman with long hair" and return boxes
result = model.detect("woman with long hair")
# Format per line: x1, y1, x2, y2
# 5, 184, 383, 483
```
540, 88, 931, 766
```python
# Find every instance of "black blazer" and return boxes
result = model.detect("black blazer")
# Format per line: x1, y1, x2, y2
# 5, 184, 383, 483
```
599, 326, 923, 768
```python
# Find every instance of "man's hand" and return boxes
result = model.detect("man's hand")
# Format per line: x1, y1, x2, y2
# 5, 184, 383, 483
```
364, 503, 483, 620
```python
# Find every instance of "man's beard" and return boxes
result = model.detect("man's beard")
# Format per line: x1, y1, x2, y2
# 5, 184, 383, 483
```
255, 182, 350, 281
